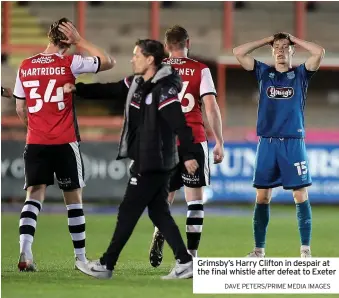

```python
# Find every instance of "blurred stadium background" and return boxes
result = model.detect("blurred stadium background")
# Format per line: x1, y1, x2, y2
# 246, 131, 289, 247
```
1, 2, 339, 298
1, 1, 338, 204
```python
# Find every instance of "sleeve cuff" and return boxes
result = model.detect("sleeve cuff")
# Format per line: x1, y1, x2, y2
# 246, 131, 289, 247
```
303, 63, 317, 74
95, 56, 101, 74
200, 92, 217, 100
13, 94, 26, 100
249, 59, 258, 72
182, 153, 195, 162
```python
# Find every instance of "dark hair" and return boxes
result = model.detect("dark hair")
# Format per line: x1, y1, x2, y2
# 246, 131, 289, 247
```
48, 17, 71, 49
165, 25, 189, 50
270, 32, 295, 46
135, 39, 165, 66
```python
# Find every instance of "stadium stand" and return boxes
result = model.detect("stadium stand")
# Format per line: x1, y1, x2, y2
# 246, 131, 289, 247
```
2, 2, 339, 127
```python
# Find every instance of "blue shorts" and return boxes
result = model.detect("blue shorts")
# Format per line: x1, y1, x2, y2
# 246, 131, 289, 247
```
253, 137, 312, 190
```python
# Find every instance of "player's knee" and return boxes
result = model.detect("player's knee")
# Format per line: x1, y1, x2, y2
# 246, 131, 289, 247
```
293, 187, 308, 203
256, 189, 272, 204
63, 188, 82, 205
185, 187, 203, 203
26, 185, 46, 202
256, 196, 271, 204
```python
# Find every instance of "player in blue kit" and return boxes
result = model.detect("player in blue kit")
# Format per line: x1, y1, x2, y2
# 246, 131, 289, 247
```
233, 33, 325, 258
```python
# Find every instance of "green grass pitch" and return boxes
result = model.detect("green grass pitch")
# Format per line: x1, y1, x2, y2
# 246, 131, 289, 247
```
2, 205, 338, 298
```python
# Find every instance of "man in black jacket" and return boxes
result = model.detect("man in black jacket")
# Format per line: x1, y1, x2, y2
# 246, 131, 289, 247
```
66, 39, 199, 280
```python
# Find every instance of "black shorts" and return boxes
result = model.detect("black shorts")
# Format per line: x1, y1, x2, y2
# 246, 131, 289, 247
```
169, 141, 210, 192
23, 142, 85, 191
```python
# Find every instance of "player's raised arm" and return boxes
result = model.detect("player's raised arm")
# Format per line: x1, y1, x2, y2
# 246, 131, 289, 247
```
233, 36, 274, 71
58, 21, 115, 71
288, 34, 325, 71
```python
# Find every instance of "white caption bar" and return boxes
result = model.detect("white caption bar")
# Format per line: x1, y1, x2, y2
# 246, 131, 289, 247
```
193, 258, 339, 294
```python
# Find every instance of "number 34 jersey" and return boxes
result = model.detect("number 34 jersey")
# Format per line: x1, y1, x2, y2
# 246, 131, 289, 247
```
163, 57, 217, 143
13, 53, 100, 145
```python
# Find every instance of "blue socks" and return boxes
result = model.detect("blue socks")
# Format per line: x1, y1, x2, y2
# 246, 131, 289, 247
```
296, 200, 312, 246
252, 200, 312, 253
253, 203, 270, 248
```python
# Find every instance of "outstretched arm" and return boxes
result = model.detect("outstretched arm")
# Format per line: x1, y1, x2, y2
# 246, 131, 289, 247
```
64, 78, 130, 100
233, 36, 274, 71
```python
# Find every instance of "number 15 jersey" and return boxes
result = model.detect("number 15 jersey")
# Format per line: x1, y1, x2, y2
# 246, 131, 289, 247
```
163, 57, 217, 143
13, 53, 100, 145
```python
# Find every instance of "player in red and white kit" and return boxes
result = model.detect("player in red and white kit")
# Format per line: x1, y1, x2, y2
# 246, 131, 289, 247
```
13, 18, 114, 272
149, 25, 224, 267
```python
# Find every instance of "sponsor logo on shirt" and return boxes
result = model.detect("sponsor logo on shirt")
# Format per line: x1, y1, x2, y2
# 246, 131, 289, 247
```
287, 71, 295, 79
31, 56, 55, 64
83, 57, 97, 64
266, 86, 294, 99
163, 58, 186, 65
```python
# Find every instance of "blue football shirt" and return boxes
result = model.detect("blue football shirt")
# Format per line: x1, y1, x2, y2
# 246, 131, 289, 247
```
253, 60, 316, 138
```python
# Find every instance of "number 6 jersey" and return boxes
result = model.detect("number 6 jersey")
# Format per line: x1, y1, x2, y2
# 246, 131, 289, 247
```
163, 57, 217, 143
13, 53, 100, 144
